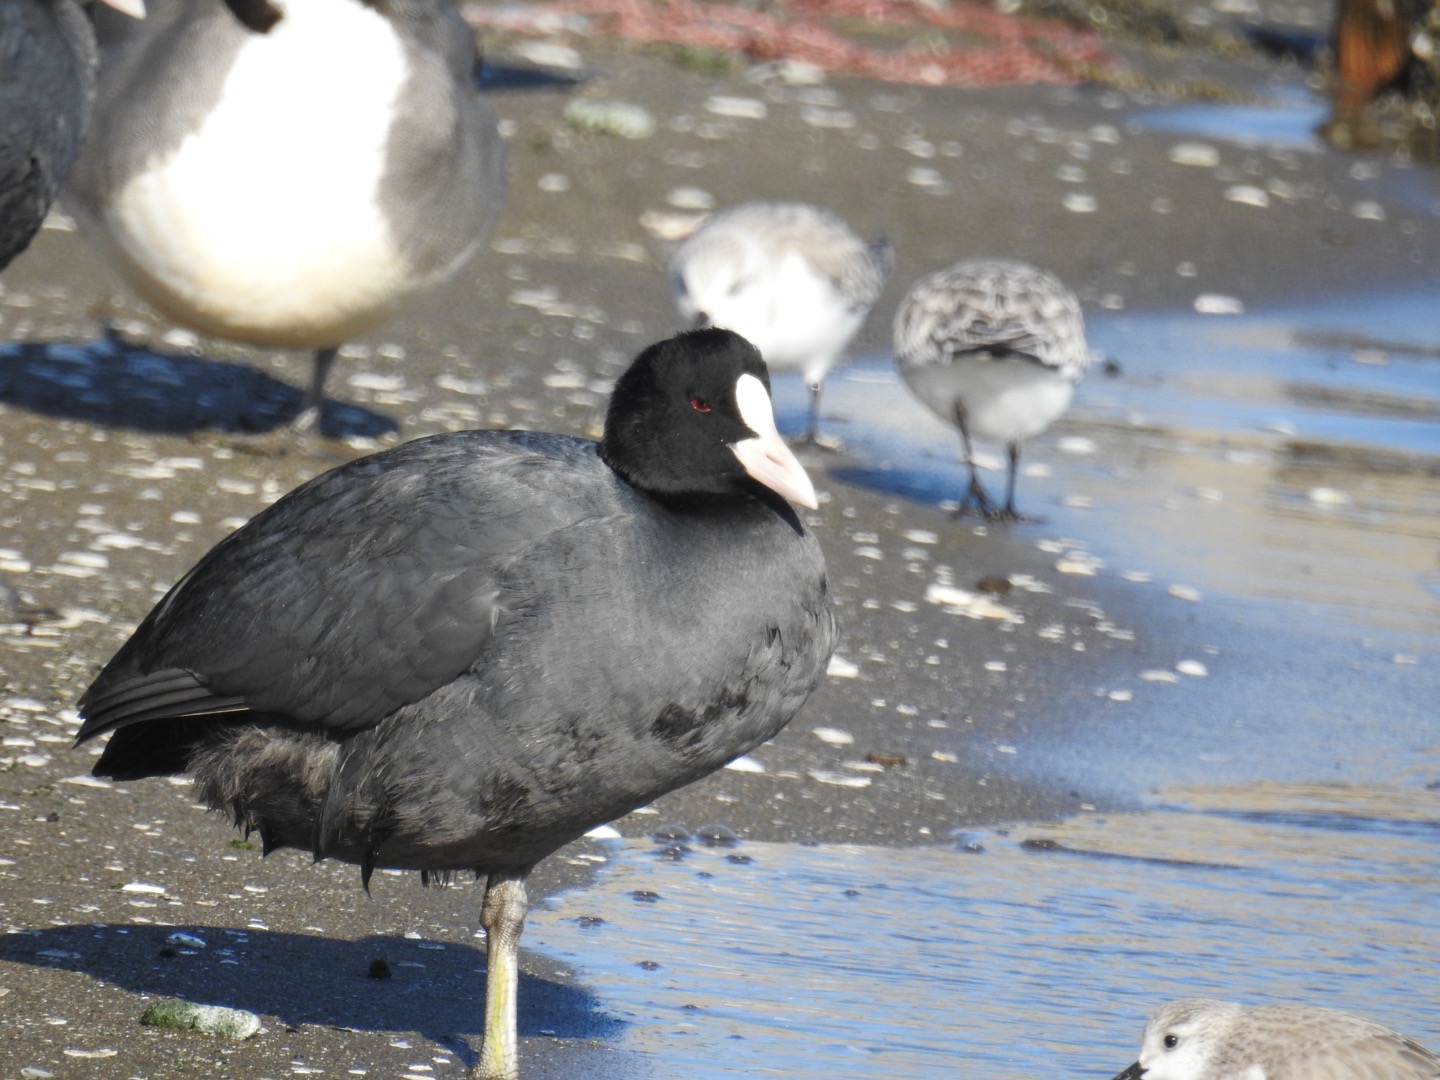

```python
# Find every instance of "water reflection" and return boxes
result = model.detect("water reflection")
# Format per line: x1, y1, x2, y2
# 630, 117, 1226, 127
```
804, 292, 1440, 633
528, 782, 1440, 1078
1126, 92, 1330, 151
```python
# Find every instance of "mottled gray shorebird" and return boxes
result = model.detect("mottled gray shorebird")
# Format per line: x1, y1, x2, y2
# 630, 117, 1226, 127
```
894, 258, 1092, 521
75, 329, 836, 1080
1112, 998, 1440, 1080
68, 0, 507, 433
669, 200, 893, 445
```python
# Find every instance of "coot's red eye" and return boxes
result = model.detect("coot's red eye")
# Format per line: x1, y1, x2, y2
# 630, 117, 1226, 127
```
690, 397, 711, 412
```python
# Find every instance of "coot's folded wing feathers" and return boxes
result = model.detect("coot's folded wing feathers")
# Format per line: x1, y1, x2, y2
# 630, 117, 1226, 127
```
76, 669, 248, 731
77, 432, 602, 741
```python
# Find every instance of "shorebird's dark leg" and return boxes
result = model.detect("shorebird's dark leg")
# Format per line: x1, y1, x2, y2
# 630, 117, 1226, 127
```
1000, 441, 1024, 522
953, 405, 998, 520
798, 379, 824, 446
291, 345, 339, 434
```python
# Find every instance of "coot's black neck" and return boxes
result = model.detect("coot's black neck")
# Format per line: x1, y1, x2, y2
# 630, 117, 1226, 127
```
624, 470, 806, 539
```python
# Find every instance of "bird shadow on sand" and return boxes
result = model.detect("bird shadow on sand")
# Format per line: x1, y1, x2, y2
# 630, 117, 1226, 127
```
479, 60, 585, 93
0, 921, 622, 1065
830, 463, 1058, 526
0, 337, 397, 439
827, 461, 962, 511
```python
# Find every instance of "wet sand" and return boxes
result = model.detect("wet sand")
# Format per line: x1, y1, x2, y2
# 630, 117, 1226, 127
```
2, 4, 1439, 1077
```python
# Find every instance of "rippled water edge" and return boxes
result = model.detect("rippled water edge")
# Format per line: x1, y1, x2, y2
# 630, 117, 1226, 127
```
527, 779, 1440, 1078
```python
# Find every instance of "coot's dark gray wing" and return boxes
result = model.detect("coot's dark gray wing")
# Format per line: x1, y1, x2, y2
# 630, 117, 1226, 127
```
77, 431, 605, 740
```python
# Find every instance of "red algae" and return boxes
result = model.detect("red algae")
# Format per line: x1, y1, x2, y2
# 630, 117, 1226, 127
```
465, 0, 1114, 87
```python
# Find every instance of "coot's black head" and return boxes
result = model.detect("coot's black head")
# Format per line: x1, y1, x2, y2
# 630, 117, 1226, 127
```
600, 329, 818, 509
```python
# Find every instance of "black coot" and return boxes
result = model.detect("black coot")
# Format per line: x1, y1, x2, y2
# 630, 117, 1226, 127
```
0, 0, 140, 272
75, 328, 836, 1079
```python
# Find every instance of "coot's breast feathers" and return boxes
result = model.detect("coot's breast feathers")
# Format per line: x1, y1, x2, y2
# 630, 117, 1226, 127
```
76, 431, 602, 741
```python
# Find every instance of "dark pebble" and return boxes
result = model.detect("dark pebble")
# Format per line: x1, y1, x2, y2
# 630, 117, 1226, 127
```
1021, 838, 1062, 852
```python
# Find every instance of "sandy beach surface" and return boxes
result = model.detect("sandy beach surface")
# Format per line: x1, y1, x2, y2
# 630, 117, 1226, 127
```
2, 1, 1438, 1076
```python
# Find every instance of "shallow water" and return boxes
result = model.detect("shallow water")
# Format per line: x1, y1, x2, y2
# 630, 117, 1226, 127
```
1128, 90, 1329, 151
525, 284, 1440, 1073
4, 45, 1435, 1080
530, 92, 1440, 1075
812, 292, 1440, 642
785, 277, 1440, 801
529, 781, 1440, 1077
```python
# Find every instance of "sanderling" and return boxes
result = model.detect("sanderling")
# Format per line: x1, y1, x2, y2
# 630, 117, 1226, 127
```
669, 200, 893, 445
893, 257, 1092, 521
1111, 997, 1440, 1080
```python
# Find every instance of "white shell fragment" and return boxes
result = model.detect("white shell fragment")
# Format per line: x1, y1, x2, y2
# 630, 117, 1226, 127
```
800, 106, 856, 129
59, 775, 114, 789
811, 727, 855, 746
705, 95, 767, 119
1308, 486, 1353, 506
1168, 141, 1221, 167
1139, 670, 1180, 683
723, 755, 766, 773
57, 551, 108, 569
1194, 294, 1245, 315
666, 187, 715, 211
639, 209, 709, 240
924, 584, 1020, 622
1224, 185, 1269, 207
1057, 436, 1096, 455
807, 770, 872, 788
